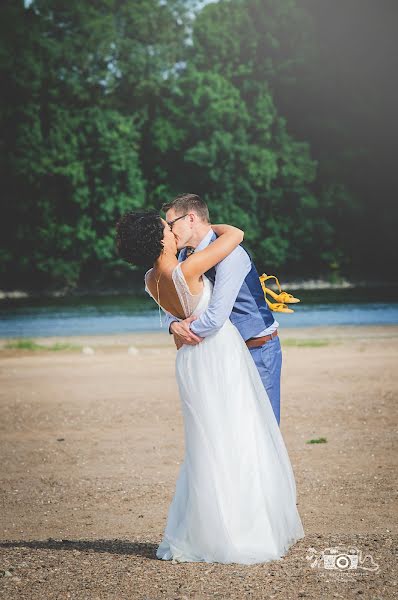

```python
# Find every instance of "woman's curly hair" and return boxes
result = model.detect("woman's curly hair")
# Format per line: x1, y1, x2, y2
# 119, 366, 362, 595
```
115, 210, 165, 268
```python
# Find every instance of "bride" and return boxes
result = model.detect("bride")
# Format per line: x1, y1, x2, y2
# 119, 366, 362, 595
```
115, 210, 305, 565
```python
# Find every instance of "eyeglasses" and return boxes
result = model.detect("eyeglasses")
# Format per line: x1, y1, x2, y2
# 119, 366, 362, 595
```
166, 213, 189, 230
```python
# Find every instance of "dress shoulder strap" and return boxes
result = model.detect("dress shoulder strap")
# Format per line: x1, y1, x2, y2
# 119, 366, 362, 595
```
172, 263, 204, 319
144, 269, 156, 302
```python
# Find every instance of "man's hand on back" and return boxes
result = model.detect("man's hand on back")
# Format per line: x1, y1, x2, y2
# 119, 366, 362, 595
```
171, 316, 204, 348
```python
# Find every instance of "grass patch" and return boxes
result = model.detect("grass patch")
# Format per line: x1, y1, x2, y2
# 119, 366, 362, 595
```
4, 339, 80, 351
306, 437, 328, 444
282, 338, 330, 347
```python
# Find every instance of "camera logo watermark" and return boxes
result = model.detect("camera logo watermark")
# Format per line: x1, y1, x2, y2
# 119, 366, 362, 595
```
306, 545, 379, 577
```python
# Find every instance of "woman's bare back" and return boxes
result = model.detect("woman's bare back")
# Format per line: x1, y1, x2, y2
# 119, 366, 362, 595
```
144, 264, 204, 319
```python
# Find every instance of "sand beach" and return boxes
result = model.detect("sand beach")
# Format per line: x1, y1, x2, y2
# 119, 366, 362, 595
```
0, 325, 397, 599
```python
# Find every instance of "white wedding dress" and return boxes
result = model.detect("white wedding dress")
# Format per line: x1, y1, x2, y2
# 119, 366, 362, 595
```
144, 263, 305, 565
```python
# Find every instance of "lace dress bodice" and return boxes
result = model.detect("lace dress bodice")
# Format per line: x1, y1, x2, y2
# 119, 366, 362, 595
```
144, 262, 212, 319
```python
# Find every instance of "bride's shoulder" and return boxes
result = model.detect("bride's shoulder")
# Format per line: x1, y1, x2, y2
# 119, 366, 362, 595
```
172, 261, 183, 273
172, 262, 184, 281
176, 261, 192, 283
144, 267, 153, 287
174, 261, 205, 294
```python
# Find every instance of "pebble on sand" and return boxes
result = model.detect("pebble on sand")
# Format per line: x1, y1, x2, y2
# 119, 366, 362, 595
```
82, 346, 95, 355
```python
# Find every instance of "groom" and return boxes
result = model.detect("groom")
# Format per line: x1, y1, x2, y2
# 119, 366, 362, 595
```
162, 193, 282, 426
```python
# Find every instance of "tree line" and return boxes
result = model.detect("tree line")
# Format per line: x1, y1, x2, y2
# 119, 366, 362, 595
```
1, 0, 395, 290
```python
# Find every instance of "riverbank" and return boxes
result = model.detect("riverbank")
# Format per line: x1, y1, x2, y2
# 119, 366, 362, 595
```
0, 325, 397, 599
1, 278, 397, 300
1, 324, 398, 353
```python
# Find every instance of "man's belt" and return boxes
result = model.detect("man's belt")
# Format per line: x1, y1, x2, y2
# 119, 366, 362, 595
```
245, 329, 278, 348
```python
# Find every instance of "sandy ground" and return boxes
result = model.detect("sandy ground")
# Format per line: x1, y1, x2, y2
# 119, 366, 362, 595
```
0, 325, 397, 600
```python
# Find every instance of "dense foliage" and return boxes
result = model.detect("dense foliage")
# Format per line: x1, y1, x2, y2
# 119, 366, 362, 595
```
1, 0, 395, 289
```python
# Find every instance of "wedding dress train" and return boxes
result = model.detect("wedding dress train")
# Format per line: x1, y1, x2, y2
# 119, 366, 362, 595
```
144, 263, 305, 564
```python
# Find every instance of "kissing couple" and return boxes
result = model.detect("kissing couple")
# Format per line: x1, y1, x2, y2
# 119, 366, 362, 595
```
116, 193, 304, 564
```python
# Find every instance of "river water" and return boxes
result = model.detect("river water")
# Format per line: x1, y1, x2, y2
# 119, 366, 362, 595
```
0, 287, 397, 338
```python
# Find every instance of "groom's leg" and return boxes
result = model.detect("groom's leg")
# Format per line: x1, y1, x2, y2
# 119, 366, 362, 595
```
248, 337, 282, 425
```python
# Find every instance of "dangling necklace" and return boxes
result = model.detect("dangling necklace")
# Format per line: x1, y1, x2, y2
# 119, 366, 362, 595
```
154, 269, 163, 328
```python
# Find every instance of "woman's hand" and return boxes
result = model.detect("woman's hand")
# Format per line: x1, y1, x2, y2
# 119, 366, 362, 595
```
170, 316, 204, 347
211, 224, 244, 239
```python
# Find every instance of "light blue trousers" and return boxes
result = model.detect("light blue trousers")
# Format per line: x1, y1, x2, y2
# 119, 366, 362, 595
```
248, 336, 282, 426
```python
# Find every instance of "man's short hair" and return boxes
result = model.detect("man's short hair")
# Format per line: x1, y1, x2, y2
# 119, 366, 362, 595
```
162, 193, 210, 223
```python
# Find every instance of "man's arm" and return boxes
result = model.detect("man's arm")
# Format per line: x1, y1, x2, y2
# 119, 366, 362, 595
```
189, 245, 251, 337
163, 310, 181, 333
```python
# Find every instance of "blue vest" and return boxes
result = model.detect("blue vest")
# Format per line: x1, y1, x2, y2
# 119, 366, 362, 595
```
201, 233, 275, 341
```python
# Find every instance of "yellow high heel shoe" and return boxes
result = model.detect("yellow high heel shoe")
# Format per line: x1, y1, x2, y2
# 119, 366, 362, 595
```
260, 274, 301, 304
259, 274, 299, 313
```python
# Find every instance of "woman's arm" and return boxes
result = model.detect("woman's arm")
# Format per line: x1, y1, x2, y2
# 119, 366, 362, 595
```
181, 224, 244, 281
